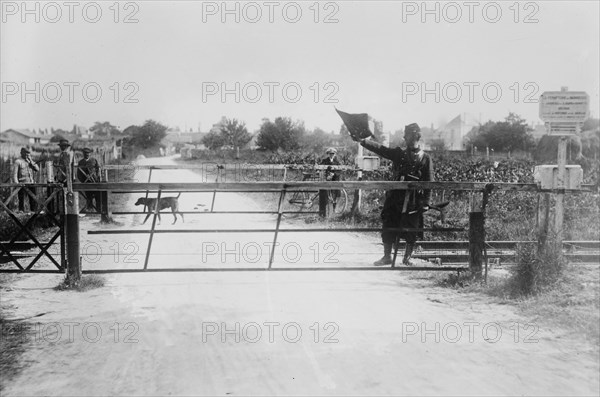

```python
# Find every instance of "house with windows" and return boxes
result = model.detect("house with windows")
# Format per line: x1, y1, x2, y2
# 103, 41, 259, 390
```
0, 129, 50, 145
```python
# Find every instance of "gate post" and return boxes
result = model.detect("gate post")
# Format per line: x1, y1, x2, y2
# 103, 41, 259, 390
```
100, 189, 113, 223
65, 159, 81, 282
468, 212, 485, 278
319, 189, 328, 217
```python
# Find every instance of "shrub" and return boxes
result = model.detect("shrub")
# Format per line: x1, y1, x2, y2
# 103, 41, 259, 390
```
508, 238, 565, 297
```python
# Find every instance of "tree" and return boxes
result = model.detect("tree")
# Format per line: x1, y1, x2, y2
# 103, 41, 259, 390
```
390, 129, 404, 147
90, 121, 121, 136
430, 138, 448, 151
127, 120, 167, 149
466, 113, 534, 152
220, 118, 252, 150
50, 134, 66, 142
200, 118, 252, 150
582, 118, 600, 132
300, 127, 339, 153
256, 117, 305, 151
202, 130, 226, 150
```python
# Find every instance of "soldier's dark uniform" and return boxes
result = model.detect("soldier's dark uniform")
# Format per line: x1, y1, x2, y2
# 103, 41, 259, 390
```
362, 142, 433, 245
359, 124, 433, 264
77, 149, 101, 211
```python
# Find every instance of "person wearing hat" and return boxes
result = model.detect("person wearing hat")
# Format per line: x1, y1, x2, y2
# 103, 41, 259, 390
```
77, 147, 101, 212
352, 123, 433, 266
320, 147, 342, 208
55, 139, 75, 185
12, 147, 40, 212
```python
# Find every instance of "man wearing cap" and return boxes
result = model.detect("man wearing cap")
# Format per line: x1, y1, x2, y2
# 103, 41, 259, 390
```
353, 123, 433, 266
77, 148, 101, 212
12, 147, 39, 212
320, 147, 341, 208
55, 139, 74, 185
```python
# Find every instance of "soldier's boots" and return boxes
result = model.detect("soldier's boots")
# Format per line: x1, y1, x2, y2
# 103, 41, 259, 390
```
373, 243, 393, 266
373, 256, 393, 266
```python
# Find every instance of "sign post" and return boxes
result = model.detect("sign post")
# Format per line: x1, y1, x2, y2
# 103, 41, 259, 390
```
539, 88, 589, 245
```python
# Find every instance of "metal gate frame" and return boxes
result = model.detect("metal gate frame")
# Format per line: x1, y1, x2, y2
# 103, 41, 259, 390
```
75, 179, 554, 275
0, 183, 66, 273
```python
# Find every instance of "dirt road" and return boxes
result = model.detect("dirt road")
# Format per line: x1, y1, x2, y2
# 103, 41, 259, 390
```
2, 156, 599, 396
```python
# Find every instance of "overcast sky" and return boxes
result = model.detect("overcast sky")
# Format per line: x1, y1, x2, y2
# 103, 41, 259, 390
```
1, 0, 598, 133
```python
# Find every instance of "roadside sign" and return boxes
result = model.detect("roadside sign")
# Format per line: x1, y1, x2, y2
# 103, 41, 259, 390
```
546, 122, 578, 135
539, 91, 589, 123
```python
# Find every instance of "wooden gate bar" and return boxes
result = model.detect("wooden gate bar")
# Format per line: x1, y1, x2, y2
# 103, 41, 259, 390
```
0, 188, 63, 270
143, 189, 162, 270
268, 188, 287, 269
88, 227, 465, 235
74, 181, 587, 193
110, 210, 316, 215
80, 266, 467, 274
142, 168, 154, 213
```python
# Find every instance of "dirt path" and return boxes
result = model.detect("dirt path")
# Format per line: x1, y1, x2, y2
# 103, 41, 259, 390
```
2, 156, 599, 396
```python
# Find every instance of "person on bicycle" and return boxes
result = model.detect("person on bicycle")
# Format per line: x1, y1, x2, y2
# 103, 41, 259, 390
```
352, 123, 433, 266
320, 147, 341, 208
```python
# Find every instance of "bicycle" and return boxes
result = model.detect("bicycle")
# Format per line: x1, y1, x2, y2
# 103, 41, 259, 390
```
287, 171, 348, 214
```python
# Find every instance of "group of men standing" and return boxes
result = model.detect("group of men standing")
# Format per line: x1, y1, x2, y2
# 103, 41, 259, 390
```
11, 140, 101, 213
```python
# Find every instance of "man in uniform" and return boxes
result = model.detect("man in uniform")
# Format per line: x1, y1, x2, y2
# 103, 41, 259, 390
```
320, 147, 341, 208
77, 147, 101, 212
55, 139, 74, 185
353, 123, 433, 266
12, 147, 39, 212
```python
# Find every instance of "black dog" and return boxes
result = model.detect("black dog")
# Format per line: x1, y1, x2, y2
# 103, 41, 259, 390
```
135, 193, 184, 224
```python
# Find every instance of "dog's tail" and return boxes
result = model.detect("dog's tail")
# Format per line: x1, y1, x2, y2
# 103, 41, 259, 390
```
177, 192, 181, 198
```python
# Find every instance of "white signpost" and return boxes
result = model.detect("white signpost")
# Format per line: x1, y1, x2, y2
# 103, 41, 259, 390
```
538, 88, 589, 244
539, 91, 589, 128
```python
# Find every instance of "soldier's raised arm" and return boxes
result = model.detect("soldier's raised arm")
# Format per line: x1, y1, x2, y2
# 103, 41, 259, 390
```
358, 139, 397, 160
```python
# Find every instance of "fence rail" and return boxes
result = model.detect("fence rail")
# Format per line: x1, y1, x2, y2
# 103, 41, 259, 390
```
71, 181, 593, 194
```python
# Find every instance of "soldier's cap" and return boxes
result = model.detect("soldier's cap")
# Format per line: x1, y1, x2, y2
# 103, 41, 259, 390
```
20, 147, 30, 154
404, 123, 421, 134
58, 139, 71, 147
82, 147, 92, 153
326, 147, 337, 154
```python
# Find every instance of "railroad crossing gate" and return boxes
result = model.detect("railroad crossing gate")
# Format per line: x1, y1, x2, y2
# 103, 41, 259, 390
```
0, 183, 66, 273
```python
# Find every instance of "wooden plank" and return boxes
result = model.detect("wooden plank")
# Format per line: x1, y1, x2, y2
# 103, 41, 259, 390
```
72, 181, 545, 192
102, 164, 356, 171
80, 266, 468, 274
1, 241, 54, 249
87, 227, 465, 235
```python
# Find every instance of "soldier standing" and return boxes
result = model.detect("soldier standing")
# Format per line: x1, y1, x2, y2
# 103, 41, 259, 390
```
12, 147, 39, 212
77, 148, 101, 212
354, 123, 433, 266
55, 139, 75, 185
